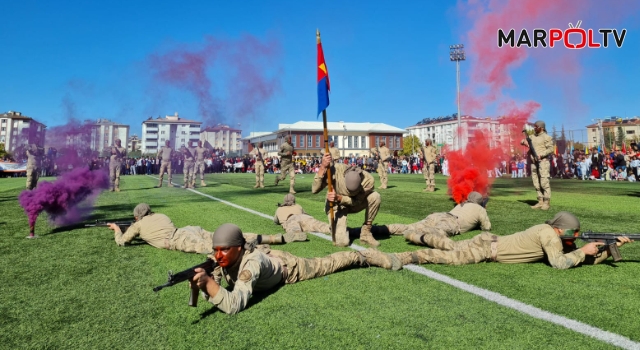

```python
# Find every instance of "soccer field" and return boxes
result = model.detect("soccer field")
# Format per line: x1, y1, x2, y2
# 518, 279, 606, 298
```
1, 173, 639, 349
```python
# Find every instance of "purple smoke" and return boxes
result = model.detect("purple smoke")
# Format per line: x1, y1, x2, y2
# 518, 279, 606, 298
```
19, 167, 110, 229
45, 120, 97, 172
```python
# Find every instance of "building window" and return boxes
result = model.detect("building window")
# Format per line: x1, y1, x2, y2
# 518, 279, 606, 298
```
375, 136, 379, 146
1, 127, 4, 131
161, 131, 165, 135
300, 135, 305, 147
307, 136, 312, 148
348, 136, 352, 148
361, 136, 366, 149
181, 131, 186, 135
161, 138, 165, 142
627, 130, 635, 135
316, 135, 320, 147
395, 136, 400, 148
291, 135, 297, 147
354, 136, 359, 148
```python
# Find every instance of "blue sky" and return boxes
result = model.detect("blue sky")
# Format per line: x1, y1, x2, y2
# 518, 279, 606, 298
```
1, 0, 638, 141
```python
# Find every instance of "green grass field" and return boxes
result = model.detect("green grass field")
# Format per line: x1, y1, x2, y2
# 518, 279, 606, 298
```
1, 172, 639, 349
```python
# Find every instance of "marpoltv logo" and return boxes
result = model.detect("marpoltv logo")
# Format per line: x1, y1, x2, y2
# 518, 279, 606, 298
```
498, 21, 627, 49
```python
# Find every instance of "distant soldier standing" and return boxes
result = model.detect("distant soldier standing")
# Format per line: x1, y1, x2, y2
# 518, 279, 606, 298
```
194, 141, 208, 187
419, 139, 437, 192
156, 140, 174, 188
521, 121, 554, 210
25, 144, 43, 190
370, 141, 391, 189
250, 142, 267, 188
275, 135, 296, 194
274, 194, 331, 237
312, 153, 381, 247
109, 139, 126, 192
320, 141, 341, 161
181, 145, 196, 189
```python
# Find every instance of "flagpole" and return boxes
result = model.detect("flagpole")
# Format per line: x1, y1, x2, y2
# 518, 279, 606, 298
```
318, 29, 336, 243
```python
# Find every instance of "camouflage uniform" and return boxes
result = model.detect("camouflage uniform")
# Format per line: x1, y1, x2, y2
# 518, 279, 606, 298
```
275, 139, 296, 193
157, 145, 174, 187
202, 246, 378, 314
387, 202, 491, 248
194, 146, 208, 186
394, 224, 610, 268
113, 213, 289, 253
321, 147, 341, 161
312, 163, 380, 246
250, 146, 267, 188
522, 125, 554, 209
419, 143, 437, 191
109, 145, 126, 192
370, 145, 391, 189
25, 145, 42, 190
182, 147, 196, 188
274, 204, 331, 235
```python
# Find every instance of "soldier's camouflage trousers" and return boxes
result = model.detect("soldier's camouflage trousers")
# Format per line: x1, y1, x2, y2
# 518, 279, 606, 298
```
195, 161, 206, 181
26, 165, 39, 190
283, 214, 331, 235
269, 249, 362, 283
422, 162, 435, 187
395, 232, 494, 266
278, 161, 295, 186
377, 161, 388, 188
109, 162, 122, 190
167, 226, 284, 254
531, 159, 551, 199
389, 212, 460, 238
255, 162, 264, 186
183, 160, 195, 186
325, 192, 381, 246
159, 161, 172, 182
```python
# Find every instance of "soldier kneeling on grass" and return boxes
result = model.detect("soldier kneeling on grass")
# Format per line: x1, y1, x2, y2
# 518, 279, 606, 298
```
392, 211, 633, 270
189, 223, 400, 314
274, 194, 331, 237
107, 203, 307, 254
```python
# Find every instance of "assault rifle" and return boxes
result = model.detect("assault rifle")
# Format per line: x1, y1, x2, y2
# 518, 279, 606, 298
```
181, 146, 194, 160
85, 220, 134, 227
253, 143, 263, 162
153, 258, 217, 307
560, 231, 640, 262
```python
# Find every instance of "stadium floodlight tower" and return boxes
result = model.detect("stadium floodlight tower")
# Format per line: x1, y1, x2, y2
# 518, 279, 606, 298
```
450, 44, 465, 150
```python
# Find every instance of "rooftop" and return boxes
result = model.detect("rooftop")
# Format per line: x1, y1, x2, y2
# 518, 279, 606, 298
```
586, 117, 640, 128
142, 112, 202, 125
277, 121, 405, 133
202, 124, 242, 132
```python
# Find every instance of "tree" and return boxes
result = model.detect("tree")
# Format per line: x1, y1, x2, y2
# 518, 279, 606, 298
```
0, 143, 7, 160
603, 127, 615, 150
401, 135, 421, 156
560, 125, 566, 141
551, 125, 558, 143
616, 126, 626, 150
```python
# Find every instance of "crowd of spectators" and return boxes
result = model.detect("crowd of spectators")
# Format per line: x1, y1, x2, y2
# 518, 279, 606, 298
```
4, 145, 640, 183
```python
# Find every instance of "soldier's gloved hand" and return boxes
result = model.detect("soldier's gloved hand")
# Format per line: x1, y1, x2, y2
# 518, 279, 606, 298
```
580, 242, 604, 256
616, 236, 633, 247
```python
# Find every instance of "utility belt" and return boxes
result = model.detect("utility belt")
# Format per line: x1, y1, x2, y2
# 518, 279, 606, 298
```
164, 228, 178, 249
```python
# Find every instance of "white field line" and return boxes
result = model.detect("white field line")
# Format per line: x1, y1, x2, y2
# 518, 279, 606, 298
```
148, 175, 640, 349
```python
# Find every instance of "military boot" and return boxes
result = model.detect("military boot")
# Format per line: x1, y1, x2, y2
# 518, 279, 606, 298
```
168, 181, 174, 188
359, 224, 380, 247
387, 224, 407, 235
394, 251, 420, 267
254, 183, 260, 189
181, 184, 188, 189
531, 197, 543, 209
200, 180, 207, 187
115, 187, 121, 192
259, 181, 265, 188
274, 177, 280, 186
109, 187, 115, 192
289, 186, 296, 194
283, 232, 307, 243
259, 234, 285, 244
156, 181, 162, 188
540, 198, 550, 211
358, 248, 402, 270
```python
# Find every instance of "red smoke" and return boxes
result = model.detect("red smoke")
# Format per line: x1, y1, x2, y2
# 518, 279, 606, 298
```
447, 130, 504, 203
148, 35, 281, 126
